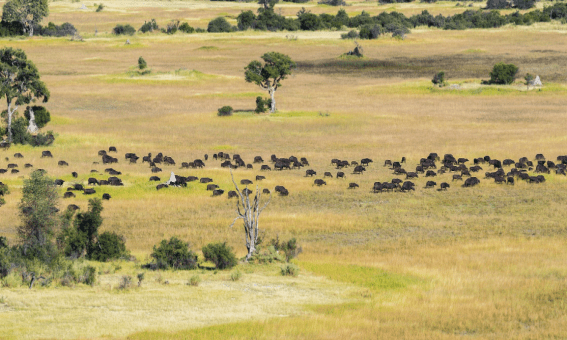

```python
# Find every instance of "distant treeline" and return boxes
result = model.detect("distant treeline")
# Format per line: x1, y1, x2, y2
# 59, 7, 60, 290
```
0, 20, 77, 37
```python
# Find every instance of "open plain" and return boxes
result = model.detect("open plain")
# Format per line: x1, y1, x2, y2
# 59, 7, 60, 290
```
1, 0, 567, 338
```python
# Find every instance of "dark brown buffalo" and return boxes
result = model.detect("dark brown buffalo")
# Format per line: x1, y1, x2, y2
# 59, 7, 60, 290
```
314, 179, 326, 186
256, 175, 265, 181
348, 182, 359, 189
41, 151, 53, 158
156, 184, 168, 190
102, 193, 111, 200
200, 177, 213, 183
63, 192, 76, 198
228, 190, 238, 198
83, 188, 96, 195
212, 189, 224, 196
240, 179, 253, 185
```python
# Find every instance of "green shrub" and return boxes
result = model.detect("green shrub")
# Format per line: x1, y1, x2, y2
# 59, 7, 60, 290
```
138, 56, 147, 70
488, 62, 519, 85
202, 242, 238, 270
280, 263, 299, 276
83, 265, 97, 286
0, 247, 11, 278
486, 0, 508, 9
162, 20, 179, 34
254, 97, 271, 113
230, 269, 242, 281
237, 10, 256, 30
179, 22, 195, 33
24, 106, 50, 129
432, 71, 446, 86
188, 275, 201, 286
113, 24, 136, 35
250, 245, 285, 264
208, 17, 233, 33
137, 272, 145, 287
147, 237, 198, 270
0, 183, 8, 196
139, 19, 158, 33
217, 106, 233, 116
341, 30, 359, 39
524, 73, 534, 85
195, 28, 206, 33
96, 3, 104, 12
119, 275, 132, 289
90, 232, 128, 262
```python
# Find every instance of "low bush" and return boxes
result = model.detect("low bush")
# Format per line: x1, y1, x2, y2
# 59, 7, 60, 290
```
255, 97, 271, 113
147, 237, 198, 270
217, 106, 233, 116
188, 275, 201, 286
137, 272, 145, 287
0, 183, 9, 196
195, 28, 207, 33
89, 232, 128, 262
208, 17, 233, 32
119, 275, 132, 289
488, 62, 519, 85
231, 269, 242, 281
96, 4, 104, 12
280, 263, 299, 276
250, 245, 285, 264
139, 19, 158, 33
318, 0, 346, 6
38, 22, 77, 37
202, 242, 238, 270
113, 24, 136, 35
178, 22, 195, 33
432, 71, 446, 86
271, 237, 302, 261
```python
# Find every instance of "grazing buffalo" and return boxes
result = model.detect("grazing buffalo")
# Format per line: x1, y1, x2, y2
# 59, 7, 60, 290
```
109, 146, 117, 152
0, 169, 6, 174
426, 170, 436, 177
314, 179, 326, 186
489, 159, 502, 168
256, 175, 265, 181
63, 192, 76, 198
353, 165, 365, 174
181, 162, 191, 169
401, 157, 406, 163
557, 168, 566, 176
54, 179, 65, 186
72, 172, 78, 178
41, 151, 53, 158
0, 141, 10, 150
83, 188, 96, 195
91, 170, 99, 173
503, 159, 515, 166
305, 169, 316, 177
507, 177, 515, 185
164, 156, 175, 166
200, 177, 213, 183
149, 176, 160, 181
108, 177, 123, 186
99, 180, 109, 186
275, 185, 288, 195
351, 161, 358, 166
7, 164, 17, 168
254, 156, 264, 163
463, 177, 480, 187
67, 204, 80, 211
494, 176, 506, 184
428, 153, 439, 161
452, 175, 463, 181
156, 184, 168, 190
102, 155, 118, 164
274, 160, 290, 171
98, 150, 107, 156
247, 164, 253, 169
348, 183, 359, 189
186, 176, 198, 182
125, 153, 136, 160
88, 178, 99, 186
240, 179, 253, 185
300, 157, 309, 166
25, 164, 33, 168
261, 165, 271, 171
535, 154, 545, 161
129, 156, 139, 164
142, 154, 152, 163
336, 171, 345, 179
58, 160, 69, 167
384, 160, 392, 167
440, 182, 450, 190
193, 160, 205, 168
324, 172, 333, 178
10, 169, 19, 174
406, 172, 418, 179
212, 189, 224, 196
458, 158, 469, 164
102, 193, 111, 200
400, 181, 415, 192
14, 153, 23, 158
392, 178, 403, 185
204, 154, 209, 161
228, 190, 238, 198
263, 188, 271, 194
151, 167, 162, 173
361, 158, 373, 166
242, 188, 253, 196
425, 181, 436, 188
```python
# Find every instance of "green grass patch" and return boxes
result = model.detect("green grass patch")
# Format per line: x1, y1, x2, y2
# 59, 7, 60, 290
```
101, 69, 220, 84
298, 262, 422, 292
462, 48, 486, 54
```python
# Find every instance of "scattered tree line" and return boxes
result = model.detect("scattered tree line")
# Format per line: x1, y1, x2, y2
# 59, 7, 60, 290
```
0, 0, 77, 37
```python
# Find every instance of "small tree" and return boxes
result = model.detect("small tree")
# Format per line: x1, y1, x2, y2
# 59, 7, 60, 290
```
0, 47, 50, 143
18, 170, 59, 262
432, 71, 446, 86
244, 52, 296, 113
229, 169, 271, 260
202, 242, 237, 270
207, 17, 232, 33
2, 0, 49, 37
486, 0, 508, 9
24, 105, 50, 132
489, 62, 519, 85
149, 237, 198, 270
524, 73, 534, 89
138, 56, 147, 70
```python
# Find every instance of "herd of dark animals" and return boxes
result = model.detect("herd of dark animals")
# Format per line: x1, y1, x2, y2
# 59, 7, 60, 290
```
1, 143, 567, 211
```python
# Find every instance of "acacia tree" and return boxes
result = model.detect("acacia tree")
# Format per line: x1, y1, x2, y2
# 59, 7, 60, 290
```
2, 0, 49, 37
0, 47, 49, 143
244, 52, 295, 113
229, 170, 271, 261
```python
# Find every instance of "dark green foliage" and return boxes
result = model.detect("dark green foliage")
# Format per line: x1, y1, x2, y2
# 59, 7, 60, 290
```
282, 0, 309, 3
271, 236, 301, 261
0, 20, 25, 37
488, 62, 519, 85
217, 106, 233, 116
113, 24, 135, 35
24, 106, 50, 129
89, 232, 128, 262
195, 27, 206, 33
524, 73, 534, 85
178, 22, 195, 33
512, 0, 534, 9
161, 20, 179, 34
38, 22, 77, 37
237, 10, 256, 30
10, 116, 29, 145
297, 8, 322, 31
202, 242, 238, 270
486, 0, 508, 9
138, 56, 147, 70
255, 97, 271, 113
359, 24, 383, 39
139, 19, 158, 33
83, 265, 97, 285
61, 198, 102, 259
341, 30, 359, 39
29, 131, 54, 147
432, 71, 446, 86
0, 246, 11, 278
0, 236, 7, 248
18, 170, 59, 263
96, 4, 104, 12
318, 0, 346, 5
148, 237, 198, 270
208, 17, 233, 32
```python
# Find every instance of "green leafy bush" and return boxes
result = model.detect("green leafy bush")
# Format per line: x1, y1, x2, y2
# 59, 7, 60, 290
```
90, 232, 128, 262
208, 17, 233, 32
280, 263, 299, 276
188, 275, 201, 286
202, 242, 238, 270
488, 62, 519, 85
179, 22, 195, 33
138, 56, 147, 70
230, 269, 242, 281
341, 30, 359, 39
254, 97, 272, 113
271, 237, 302, 261
486, 0, 508, 9
113, 24, 136, 35
237, 11, 256, 30
96, 4, 104, 12
139, 19, 158, 33
119, 275, 132, 289
195, 28, 206, 33
147, 237, 198, 270
217, 106, 233, 116
432, 71, 446, 86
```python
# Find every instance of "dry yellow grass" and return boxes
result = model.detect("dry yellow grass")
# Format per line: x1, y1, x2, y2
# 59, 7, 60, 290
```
1, 1, 567, 338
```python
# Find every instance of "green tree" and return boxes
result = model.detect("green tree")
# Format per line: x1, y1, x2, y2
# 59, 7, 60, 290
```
149, 236, 198, 270
0, 47, 49, 143
138, 56, 147, 70
202, 242, 237, 270
18, 170, 59, 262
244, 52, 296, 113
489, 62, 519, 85
2, 0, 49, 37
24, 105, 50, 130
207, 17, 232, 33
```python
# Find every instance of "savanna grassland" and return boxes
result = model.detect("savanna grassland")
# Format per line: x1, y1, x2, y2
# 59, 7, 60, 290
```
1, 0, 567, 338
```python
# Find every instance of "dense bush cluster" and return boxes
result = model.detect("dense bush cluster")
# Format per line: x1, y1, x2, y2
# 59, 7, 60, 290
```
113, 24, 136, 35
145, 237, 198, 270
0, 20, 76, 37
202, 242, 238, 269
486, 62, 519, 84
218, 106, 233, 116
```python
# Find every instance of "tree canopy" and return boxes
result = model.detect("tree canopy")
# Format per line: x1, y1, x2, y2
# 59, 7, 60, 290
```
0, 47, 49, 143
244, 52, 296, 113
2, 0, 49, 37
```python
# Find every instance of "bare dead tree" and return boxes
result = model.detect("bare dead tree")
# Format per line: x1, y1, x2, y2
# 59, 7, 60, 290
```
229, 169, 271, 261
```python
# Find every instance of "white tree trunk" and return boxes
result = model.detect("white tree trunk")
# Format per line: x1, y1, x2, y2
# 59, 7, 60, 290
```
269, 88, 276, 113
6, 101, 17, 143
29, 25, 33, 37
27, 107, 38, 133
